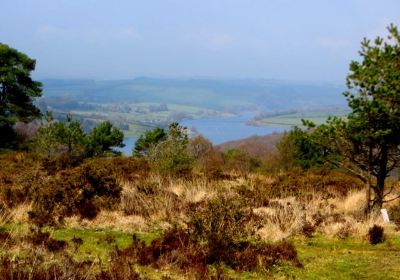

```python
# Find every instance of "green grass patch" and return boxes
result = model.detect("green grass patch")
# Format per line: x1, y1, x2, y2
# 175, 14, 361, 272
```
272, 235, 400, 279
52, 227, 161, 261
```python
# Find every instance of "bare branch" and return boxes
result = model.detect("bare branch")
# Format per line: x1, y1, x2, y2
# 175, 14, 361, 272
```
383, 186, 394, 198
383, 195, 400, 203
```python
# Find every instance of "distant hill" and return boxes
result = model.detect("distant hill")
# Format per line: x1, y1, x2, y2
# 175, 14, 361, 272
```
216, 132, 284, 159
41, 77, 347, 112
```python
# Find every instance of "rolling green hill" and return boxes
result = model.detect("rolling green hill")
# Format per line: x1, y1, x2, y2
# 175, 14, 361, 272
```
41, 78, 347, 111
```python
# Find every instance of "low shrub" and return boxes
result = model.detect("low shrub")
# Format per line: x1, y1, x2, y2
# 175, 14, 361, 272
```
388, 205, 400, 228
368, 224, 385, 245
116, 226, 301, 276
111, 194, 302, 274
108, 157, 150, 181
29, 162, 122, 226
41, 153, 83, 175
223, 149, 261, 176
84, 157, 150, 182
302, 222, 316, 238
26, 228, 67, 252
336, 222, 353, 239
115, 194, 301, 274
187, 195, 261, 247
0, 152, 42, 208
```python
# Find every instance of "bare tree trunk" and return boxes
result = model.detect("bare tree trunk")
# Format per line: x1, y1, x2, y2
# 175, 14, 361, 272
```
372, 146, 388, 212
365, 179, 372, 215
374, 176, 385, 211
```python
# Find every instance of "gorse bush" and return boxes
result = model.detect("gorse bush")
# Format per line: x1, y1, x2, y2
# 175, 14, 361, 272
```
368, 225, 385, 245
223, 149, 261, 175
0, 152, 42, 207
115, 195, 301, 275
187, 194, 260, 246
188, 135, 224, 177
29, 162, 122, 226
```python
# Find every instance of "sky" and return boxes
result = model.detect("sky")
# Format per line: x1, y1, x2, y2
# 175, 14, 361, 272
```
1, 0, 399, 82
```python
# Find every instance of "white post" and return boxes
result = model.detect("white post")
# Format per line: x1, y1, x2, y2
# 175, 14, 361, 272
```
381, 209, 390, 223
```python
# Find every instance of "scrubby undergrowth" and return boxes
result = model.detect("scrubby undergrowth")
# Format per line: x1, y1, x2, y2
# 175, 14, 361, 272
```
1, 152, 400, 279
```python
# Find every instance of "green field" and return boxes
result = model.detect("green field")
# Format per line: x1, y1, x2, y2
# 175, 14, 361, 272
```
53, 102, 217, 137
249, 110, 349, 128
42, 78, 345, 112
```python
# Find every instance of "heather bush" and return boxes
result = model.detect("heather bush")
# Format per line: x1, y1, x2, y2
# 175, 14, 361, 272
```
110, 157, 150, 181
29, 162, 122, 226
368, 225, 385, 245
115, 197, 301, 275
0, 152, 42, 207
84, 156, 150, 182
187, 195, 260, 246
26, 228, 67, 252
223, 149, 261, 175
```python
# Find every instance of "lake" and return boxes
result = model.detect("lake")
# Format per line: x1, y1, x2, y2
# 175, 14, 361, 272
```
119, 112, 290, 155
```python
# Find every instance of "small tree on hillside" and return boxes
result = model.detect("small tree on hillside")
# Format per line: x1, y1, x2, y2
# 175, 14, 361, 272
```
148, 122, 193, 175
133, 127, 167, 157
277, 127, 323, 170
34, 115, 124, 158
34, 114, 85, 157
308, 24, 400, 213
85, 121, 124, 157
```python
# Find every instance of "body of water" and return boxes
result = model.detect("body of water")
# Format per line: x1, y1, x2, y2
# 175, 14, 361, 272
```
182, 112, 288, 145
119, 112, 289, 155
118, 137, 137, 156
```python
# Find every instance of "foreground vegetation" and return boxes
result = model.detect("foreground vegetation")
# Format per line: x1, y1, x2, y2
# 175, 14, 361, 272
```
1, 151, 400, 279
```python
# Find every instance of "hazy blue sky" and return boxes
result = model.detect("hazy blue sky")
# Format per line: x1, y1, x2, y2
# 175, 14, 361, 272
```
1, 0, 399, 82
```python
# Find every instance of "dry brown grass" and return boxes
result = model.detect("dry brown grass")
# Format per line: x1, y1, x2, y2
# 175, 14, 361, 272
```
64, 211, 148, 232
1, 151, 399, 250
3, 150, 400, 279
8, 203, 31, 224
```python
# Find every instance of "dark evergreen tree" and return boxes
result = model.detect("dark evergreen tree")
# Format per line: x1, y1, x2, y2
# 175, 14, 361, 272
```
85, 121, 124, 156
0, 43, 42, 148
308, 24, 400, 212
133, 127, 167, 157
